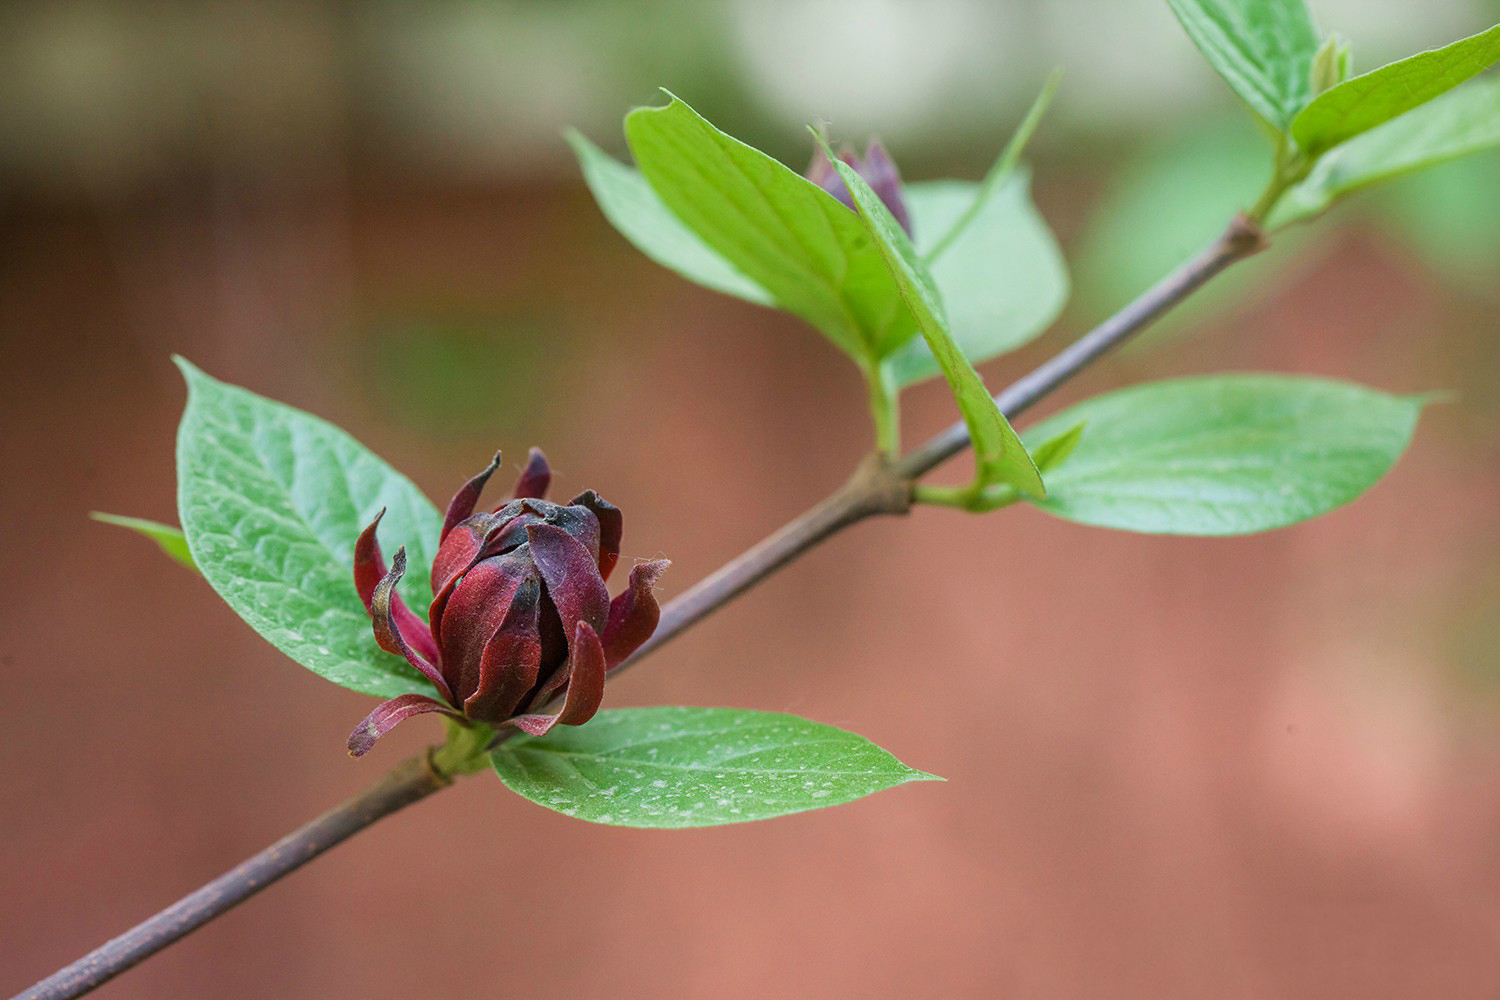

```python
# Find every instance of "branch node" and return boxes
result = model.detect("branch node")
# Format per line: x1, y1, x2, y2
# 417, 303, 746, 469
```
1227, 212, 1270, 257
844, 452, 914, 518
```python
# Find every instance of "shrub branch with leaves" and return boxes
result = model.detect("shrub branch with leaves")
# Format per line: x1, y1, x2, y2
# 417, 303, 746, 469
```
19, 1, 1500, 996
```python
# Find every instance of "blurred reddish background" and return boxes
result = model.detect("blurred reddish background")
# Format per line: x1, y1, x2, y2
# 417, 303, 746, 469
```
4, 2, 1500, 998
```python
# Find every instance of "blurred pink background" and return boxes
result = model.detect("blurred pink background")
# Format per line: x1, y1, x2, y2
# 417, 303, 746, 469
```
4, 3, 1500, 997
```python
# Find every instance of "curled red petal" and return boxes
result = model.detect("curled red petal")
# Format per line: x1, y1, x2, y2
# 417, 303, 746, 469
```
512, 448, 551, 500
347, 693, 464, 757
509, 621, 606, 736
372, 548, 453, 704
463, 584, 543, 724
525, 523, 609, 636
570, 490, 622, 582
442, 451, 503, 543
601, 559, 670, 671
355, 510, 439, 664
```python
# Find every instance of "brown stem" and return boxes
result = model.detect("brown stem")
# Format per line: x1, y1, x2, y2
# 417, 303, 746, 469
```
14, 753, 453, 1000
625, 213, 1266, 665
14, 214, 1266, 1000
896, 213, 1266, 479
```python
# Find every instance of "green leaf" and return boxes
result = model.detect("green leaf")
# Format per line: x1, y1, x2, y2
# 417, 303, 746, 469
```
921, 69, 1060, 264
1164, 0, 1322, 129
174, 358, 443, 698
489, 707, 940, 828
91, 513, 197, 571
566, 129, 773, 306
1019, 375, 1423, 535
883, 173, 1068, 386
1030, 422, 1086, 474
624, 94, 913, 364
822, 143, 1044, 498
1276, 76, 1500, 225
1292, 23, 1500, 156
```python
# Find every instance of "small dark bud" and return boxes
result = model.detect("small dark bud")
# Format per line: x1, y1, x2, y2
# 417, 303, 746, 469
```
806, 138, 913, 237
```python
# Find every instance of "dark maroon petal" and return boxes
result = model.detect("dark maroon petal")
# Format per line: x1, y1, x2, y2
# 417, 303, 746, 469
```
570, 491, 622, 581
347, 693, 463, 757
533, 592, 569, 688
474, 505, 547, 562
354, 510, 440, 664
442, 451, 503, 543
525, 523, 609, 636
372, 548, 453, 704
432, 513, 492, 598
860, 141, 912, 237
526, 633, 571, 710
432, 499, 538, 604
437, 551, 534, 704
512, 448, 551, 500
463, 582, 543, 724
509, 621, 606, 736
601, 559, 670, 670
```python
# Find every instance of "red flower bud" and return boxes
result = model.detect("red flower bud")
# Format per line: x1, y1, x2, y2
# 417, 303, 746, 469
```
347, 449, 668, 756
806, 139, 913, 237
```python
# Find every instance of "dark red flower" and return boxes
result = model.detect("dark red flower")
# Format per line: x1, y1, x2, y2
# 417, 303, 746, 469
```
806, 139, 913, 237
347, 449, 668, 756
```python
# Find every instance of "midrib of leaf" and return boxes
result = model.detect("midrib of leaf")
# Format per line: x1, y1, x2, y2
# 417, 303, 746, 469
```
202, 408, 373, 578
650, 118, 866, 341
636, 102, 907, 359
512, 751, 901, 779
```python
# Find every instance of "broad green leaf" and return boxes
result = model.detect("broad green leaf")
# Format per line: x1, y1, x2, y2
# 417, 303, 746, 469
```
1019, 375, 1423, 535
566, 129, 773, 306
1276, 76, 1500, 225
91, 513, 197, 571
1292, 23, 1500, 155
1030, 422, 1086, 474
824, 146, 1044, 498
883, 174, 1068, 386
624, 94, 913, 364
1164, 0, 1322, 129
490, 707, 940, 828
175, 359, 442, 698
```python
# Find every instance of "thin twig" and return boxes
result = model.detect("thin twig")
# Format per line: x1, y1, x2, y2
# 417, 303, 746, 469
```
622, 212, 1266, 660
14, 213, 1266, 1000
897, 213, 1266, 479
16, 753, 453, 1000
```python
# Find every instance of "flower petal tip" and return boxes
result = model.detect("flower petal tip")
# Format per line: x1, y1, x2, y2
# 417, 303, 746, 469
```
513, 448, 551, 500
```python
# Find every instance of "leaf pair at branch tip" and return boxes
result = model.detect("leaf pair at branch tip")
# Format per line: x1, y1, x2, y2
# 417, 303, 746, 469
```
1169, 1, 1500, 225
1290, 21, 1500, 158
813, 132, 1046, 502
570, 84, 1069, 447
